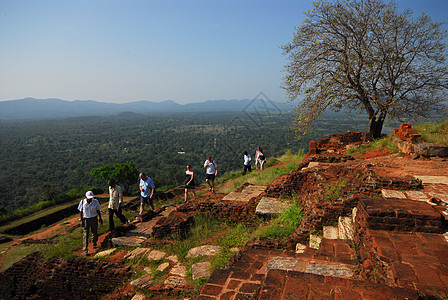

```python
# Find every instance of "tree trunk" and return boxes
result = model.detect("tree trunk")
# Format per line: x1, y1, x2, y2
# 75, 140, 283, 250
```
369, 117, 384, 139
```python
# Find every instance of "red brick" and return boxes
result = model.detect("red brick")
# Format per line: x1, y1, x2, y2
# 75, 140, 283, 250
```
200, 284, 223, 296
283, 276, 309, 299
306, 283, 332, 299
230, 270, 251, 280
219, 291, 235, 300
377, 246, 399, 262
231, 260, 251, 270
332, 287, 362, 300
391, 262, 417, 283
263, 269, 287, 288
207, 269, 231, 286
412, 264, 446, 290
434, 250, 448, 267
250, 260, 264, 270
239, 282, 260, 294
250, 273, 265, 282
401, 254, 441, 266
226, 279, 241, 290
259, 288, 283, 300
196, 296, 215, 300
391, 241, 419, 256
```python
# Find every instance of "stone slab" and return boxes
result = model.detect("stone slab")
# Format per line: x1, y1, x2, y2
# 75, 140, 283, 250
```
309, 234, 322, 249
186, 245, 221, 259
147, 249, 166, 260
404, 191, 429, 202
338, 216, 354, 240
164, 276, 186, 286
415, 176, 448, 185
382, 189, 406, 199
170, 263, 187, 277
124, 247, 151, 260
157, 262, 170, 272
255, 197, 289, 216
266, 257, 307, 272
222, 185, 265, 202
112, 236, 146, 247
305, 263, 353, 278
295, 243, 307, 254
130, 274, 153, 289
94, 248, 116, 258
323, 226, 339, 239
192, 261, 212, 280
131, 293, 146, 300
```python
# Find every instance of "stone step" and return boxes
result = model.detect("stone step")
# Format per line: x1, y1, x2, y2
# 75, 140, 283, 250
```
255, 197, 290, 217
112, 206, 176, 247
222, 185, 265, 202
356, 197, 445, 233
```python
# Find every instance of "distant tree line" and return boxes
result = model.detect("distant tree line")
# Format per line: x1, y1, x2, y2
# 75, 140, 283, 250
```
0, 111, 370, 214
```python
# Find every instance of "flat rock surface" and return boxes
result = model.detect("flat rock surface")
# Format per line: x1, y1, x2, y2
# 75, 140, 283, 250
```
147, 249, 166, 260
255, 197, 289, 216
124, 247, 151, 260
94, 248, 116, 258
222, 185, 265, 202
186, 245, 221, 259
170, 263, 187, 277
164, 276, 186, 286
130, 274, 153, 289
192, 261, 212, 280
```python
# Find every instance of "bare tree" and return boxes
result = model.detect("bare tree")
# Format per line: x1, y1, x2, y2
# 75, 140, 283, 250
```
282, 0, 448, 138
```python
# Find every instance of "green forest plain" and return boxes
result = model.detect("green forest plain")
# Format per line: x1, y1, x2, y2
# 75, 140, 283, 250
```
0, 110, 371, 214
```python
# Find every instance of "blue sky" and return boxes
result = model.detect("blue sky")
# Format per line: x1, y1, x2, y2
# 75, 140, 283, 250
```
1, 0, 447, 104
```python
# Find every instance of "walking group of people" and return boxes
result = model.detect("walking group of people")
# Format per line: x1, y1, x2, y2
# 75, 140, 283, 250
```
78, 148, 265, 255
243, 147, 267, 175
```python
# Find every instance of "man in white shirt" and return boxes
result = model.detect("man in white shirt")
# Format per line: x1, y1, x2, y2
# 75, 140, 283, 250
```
78, 191, 103, 256
204, 156, 218, 193
243, 151, 252, 175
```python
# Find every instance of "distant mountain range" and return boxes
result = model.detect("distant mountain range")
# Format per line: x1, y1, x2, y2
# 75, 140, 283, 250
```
0, 98, 296, 120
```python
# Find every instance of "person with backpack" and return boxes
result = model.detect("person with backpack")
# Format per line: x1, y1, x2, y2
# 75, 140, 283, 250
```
108, 179, 129, 231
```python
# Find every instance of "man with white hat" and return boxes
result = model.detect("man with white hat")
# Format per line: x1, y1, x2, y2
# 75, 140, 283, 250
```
78, 191, 103, 256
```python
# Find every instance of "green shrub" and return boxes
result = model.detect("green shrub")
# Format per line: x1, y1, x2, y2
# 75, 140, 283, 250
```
257, 203, 303, 240
414, 119, 448, 146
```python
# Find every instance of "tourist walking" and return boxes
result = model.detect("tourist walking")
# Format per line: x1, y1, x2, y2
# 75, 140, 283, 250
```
255, 147, 261, 170
204, 156, 218, 193
107, 179, 129, 231
258, 147, 267, 170
139, 172, 156, 219
243, 151, 252, 175
78, 191, 103, 256
184, 165, 196, 202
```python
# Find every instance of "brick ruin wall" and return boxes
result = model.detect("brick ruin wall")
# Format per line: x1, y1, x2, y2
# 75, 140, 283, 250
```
150, 196, 261, 239
0, 251, 132, 300
393, 123, 448, 157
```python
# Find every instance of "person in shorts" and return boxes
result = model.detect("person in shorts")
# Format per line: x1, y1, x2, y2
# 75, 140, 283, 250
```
204, 156, 218, 193
139, 172, 155, 218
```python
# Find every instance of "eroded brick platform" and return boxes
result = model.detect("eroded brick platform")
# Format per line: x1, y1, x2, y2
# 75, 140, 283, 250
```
356, 197, 445, 233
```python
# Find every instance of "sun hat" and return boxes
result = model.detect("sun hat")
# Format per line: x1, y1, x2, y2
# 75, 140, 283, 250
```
85, 191, 94, 199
